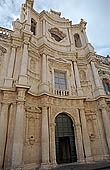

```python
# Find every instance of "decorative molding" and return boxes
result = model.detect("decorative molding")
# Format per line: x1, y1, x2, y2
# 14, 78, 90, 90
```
0, 45, 7, 55
25, 105, 41, 113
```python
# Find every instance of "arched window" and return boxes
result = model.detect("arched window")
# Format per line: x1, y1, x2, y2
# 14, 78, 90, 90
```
74, 33, 82, 48
102, 78, 110, 94
31, 19, 36, 35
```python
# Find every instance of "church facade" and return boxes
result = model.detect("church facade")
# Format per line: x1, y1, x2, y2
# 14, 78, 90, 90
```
0, 0, 110, 169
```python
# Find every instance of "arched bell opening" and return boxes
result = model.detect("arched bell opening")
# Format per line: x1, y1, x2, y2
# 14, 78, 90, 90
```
55, 113, 77, 164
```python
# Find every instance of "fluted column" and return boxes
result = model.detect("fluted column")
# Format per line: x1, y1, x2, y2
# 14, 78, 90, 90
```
99, 100, 110, 152
41, 106, 50, 167
79, 108, 92, 162
75, 109, 85, 162
11, 88, 26, 169
50, 122, 56, 166
74, 61, 83, 96
90, 61, 104, 96
0, 101, 9, 168
4, 46, 16, 87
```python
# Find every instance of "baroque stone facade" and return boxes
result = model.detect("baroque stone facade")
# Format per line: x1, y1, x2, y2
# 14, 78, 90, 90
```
0, 0, 110, 169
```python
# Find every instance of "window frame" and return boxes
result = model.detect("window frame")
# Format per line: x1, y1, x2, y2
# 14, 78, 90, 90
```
54, 70, 67, 90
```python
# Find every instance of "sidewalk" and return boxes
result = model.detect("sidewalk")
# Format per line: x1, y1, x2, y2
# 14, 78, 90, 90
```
51, 160, 110, 170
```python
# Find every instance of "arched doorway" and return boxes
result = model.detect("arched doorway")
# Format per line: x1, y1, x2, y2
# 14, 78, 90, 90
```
55, 113, 77, 164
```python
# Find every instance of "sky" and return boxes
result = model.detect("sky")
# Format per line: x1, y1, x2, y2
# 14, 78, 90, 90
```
0, 0, 110, 56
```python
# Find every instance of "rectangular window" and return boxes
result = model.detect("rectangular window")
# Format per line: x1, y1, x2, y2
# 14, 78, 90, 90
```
54, 71, 67, 90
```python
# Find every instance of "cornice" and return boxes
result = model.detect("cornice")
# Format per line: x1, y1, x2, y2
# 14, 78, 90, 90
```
38, 43, 76, 57
39, 10, 71, 26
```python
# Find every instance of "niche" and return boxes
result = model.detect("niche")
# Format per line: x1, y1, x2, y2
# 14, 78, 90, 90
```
74, 33, 82, 48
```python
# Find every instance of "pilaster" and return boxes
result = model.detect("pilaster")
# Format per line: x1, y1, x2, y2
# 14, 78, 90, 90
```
4, 45, 16, 88
90, 59, 105, 97
11, 86, 29, 169
50, 122, 57, 167
75, 109, 85, 163
18, 32, 31, 85
0, 91, 9, 168
39, 54, 49, 93
79, 107, 92, 162
73, 61, 83, 96
99, 99, 110, 152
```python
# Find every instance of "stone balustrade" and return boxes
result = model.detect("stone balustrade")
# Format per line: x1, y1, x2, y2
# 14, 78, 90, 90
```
54, 89, 69, 96
0, 27, 13, 38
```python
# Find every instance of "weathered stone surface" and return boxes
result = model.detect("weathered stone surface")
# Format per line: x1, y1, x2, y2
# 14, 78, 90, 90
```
0, 0, 110, 170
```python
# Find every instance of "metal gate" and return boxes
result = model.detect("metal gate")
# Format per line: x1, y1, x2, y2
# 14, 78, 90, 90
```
55, 113, 77, 164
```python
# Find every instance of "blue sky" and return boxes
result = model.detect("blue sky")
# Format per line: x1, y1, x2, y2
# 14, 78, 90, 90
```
0, 0, 110, 56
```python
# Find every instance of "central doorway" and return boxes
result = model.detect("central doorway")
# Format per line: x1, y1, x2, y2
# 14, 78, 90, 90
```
55, 113, 77, 164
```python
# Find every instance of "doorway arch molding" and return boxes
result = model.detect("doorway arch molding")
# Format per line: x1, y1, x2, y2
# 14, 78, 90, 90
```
54, 111, 77, 127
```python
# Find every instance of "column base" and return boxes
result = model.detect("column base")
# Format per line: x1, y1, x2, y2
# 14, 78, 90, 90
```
85, 156, 93, 163
4, 77, 14, 88
39, 163, 51, 170
39, 83, 49, 93
18, 75, 28, 85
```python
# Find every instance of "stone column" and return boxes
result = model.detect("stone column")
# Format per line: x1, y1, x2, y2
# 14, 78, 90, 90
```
50, 122, 56, 166
79, 108, 92, 162
42, 54, 47, 84
40, 54, 49, 93
0, 101, 9, 168
11, 88, 26, 169
4, 46, 16, 88
41, 106, 50, 169
19, 41, 28, 85
99, 101, 110, 152
75, 109, 85, 162
74, 61, 83, 96
91, 61, 100, 88
90, 61, 104, 96
42, 20, 46, 36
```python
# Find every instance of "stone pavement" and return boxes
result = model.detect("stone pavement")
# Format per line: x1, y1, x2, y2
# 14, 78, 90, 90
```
51, 160, 110, 170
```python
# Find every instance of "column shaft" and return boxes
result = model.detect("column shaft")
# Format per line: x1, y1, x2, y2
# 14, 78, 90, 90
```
50, 123, 56, 165
91, 61, 100, 88
7, 47, 16, 77
101, 106, 110, 151
74, 61, 83, 96
42, 54, 47, 84
41, 106, 49, 164
20, 43, 28, 76
75, 109, 85, 162
79, 108, 92, 162
11, 88, 26, 168
42, 20, 46, 36
0, 103, 9, 168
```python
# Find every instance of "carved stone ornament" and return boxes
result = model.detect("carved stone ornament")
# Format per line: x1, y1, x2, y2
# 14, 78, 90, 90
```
12, 18, 22, 31
25, 105, 41, 113
0, 45, 7, 54
49, 27, 66, 42
50, 9, 61, 17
